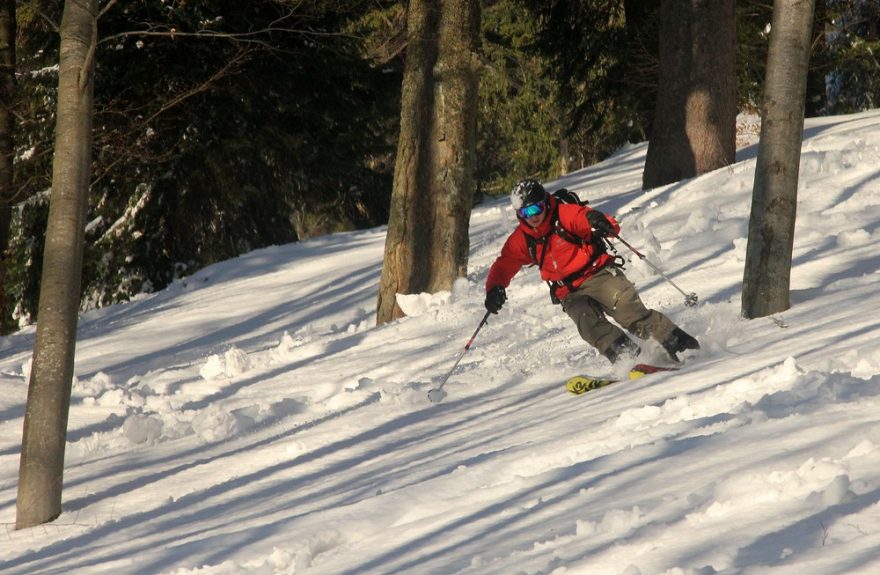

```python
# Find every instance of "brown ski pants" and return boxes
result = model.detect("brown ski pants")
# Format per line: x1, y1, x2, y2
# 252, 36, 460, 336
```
561, 267, 677, 357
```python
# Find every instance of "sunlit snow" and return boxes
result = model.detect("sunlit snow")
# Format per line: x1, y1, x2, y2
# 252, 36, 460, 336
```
1, 111, 879, 575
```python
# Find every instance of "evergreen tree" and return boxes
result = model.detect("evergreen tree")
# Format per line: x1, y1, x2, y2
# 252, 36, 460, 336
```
737, 0, 772, 110
10, 0, 401, 321
478, 1, 561, 195
824, 0, 880, 112
6, 1, 61, 328
526, 0, 658, 168
0, 0, 15, 333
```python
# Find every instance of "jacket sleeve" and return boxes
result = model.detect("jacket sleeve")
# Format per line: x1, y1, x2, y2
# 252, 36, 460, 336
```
486, 231, 533, 291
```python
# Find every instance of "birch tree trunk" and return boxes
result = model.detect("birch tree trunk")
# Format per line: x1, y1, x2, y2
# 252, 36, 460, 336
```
16, 0, 97, 529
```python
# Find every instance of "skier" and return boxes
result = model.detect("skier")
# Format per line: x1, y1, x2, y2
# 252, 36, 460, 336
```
484, 179, 699, 365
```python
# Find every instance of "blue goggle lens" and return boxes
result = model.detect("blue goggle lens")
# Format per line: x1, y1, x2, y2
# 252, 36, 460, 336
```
517, 201, 545, 219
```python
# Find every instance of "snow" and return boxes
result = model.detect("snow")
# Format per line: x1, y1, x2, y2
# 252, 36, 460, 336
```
2, 110, 880, 574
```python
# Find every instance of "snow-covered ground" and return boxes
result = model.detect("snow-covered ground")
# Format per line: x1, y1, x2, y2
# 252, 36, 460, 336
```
1, 110, 879, 575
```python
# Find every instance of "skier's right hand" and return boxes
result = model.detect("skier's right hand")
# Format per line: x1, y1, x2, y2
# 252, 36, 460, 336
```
485, 286, 507, 314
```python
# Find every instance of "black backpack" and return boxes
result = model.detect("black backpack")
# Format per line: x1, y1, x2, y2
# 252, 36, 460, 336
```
551, 187, 587, 207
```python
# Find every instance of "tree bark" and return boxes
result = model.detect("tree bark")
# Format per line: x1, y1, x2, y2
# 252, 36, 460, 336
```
642, 0, 736, 189
742, 0, 815, 319
376, 0, 479, 325
16, 0, 97, 529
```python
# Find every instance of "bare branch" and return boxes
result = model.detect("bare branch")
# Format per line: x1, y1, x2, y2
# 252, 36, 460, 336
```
98, 6, 358, 47
79, 2, 98, 92
98, 0, 119, 20
90, 47, 253, 187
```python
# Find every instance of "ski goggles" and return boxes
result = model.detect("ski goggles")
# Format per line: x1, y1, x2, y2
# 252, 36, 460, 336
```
517, 200, 546, 219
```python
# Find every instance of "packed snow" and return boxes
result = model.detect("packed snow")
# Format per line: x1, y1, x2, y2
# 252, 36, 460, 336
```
1, 110, 880, 574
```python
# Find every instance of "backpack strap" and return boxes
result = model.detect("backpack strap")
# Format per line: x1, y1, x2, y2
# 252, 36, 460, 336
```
524, 207, 625, 303
523, 233, 549, 268
523, 202, 561, 267
547, 217, 625, 301
553, 215, 610, 261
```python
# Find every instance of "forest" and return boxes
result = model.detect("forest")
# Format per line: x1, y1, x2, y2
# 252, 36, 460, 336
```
1, 0, 879, 333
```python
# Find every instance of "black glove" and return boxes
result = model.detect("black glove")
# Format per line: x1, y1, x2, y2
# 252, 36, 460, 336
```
485, 286, 507, 314
587, 209, 616, 237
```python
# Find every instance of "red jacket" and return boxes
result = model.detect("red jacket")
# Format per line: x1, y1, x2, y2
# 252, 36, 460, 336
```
486, 197, 620, 301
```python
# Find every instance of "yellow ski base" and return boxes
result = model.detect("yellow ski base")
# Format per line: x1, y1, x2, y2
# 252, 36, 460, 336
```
567, 364, 678, 395
565, 375, 618, 395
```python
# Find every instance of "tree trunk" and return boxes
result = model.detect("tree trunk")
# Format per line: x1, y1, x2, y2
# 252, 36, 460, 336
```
16, 0, 97, 529
642, 0, 736, 189
0, 0, 15, 332
376, 0, 479, 325
742, 0, 815, 319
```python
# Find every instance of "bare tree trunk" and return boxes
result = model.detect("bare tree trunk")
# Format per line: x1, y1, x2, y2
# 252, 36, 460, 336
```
642, 0, 736, 189
742, 0, 815, 319
16, 0, 97, 529
0, 0, 15, 332
429, 0, 478, 289
559, 136, 570, 175
376, 0, 479, 324
376, 0, 437, 324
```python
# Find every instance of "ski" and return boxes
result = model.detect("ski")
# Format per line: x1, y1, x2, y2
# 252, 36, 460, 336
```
565, 375, 618, 395
629, 363, 679, 380
565, 363, 679, 395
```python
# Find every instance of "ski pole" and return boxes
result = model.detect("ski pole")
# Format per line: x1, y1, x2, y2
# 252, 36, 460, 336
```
613, 235, 698, 307
428, 310, 492, 402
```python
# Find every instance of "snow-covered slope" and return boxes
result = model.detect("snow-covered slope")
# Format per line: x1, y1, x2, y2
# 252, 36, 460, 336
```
1, 111, 879, 575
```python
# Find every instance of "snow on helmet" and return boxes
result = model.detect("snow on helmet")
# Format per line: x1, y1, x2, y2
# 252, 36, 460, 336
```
510, 179, 547, 212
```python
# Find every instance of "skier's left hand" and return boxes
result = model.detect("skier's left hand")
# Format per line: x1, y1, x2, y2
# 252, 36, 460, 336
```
587, 210, 619, 237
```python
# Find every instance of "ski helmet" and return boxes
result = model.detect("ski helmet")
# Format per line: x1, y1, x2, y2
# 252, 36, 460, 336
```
510, 179, 547, 213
